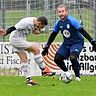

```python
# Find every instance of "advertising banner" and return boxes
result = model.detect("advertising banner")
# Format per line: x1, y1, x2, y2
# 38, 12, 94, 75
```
0, 42, 96, 76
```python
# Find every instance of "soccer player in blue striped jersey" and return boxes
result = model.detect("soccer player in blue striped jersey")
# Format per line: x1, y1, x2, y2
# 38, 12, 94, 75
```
42, 4, 96, 81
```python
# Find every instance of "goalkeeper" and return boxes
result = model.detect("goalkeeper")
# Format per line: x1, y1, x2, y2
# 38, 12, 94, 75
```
42, 4, 96, 81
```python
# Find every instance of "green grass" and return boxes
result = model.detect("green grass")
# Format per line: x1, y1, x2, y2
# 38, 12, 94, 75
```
0, 76, 96, 96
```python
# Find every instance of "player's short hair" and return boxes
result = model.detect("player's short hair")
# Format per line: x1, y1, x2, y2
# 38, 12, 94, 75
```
58, 4, 67, 11
37, 16, 48, 25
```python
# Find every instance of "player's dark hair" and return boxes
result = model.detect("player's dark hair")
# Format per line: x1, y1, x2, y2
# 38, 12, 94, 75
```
37, 16, 48, 25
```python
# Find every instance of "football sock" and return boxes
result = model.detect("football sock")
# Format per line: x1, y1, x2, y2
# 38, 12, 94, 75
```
70, 52, 80, 77
55, 60, 68, 72
74, 70, 80, 77
20, 63, 32, 78
26, 77, 32, 82
61, 61, 68, 71
34, 54, 45, 70
70, 60, 80, 77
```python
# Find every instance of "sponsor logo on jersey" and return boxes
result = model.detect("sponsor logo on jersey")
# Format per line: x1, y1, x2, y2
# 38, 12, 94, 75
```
63, 30, 70, 38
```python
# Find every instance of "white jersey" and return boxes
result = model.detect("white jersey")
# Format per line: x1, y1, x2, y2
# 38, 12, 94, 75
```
9, 17, 36, 52
10, 17, 36, 38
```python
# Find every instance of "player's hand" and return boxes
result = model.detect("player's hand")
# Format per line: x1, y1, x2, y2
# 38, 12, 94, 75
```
33, 30, 40, 35
33, 27, 40, 35
0, 29, 6, 36
90, 39, 96, 51
42, 45, 49, 56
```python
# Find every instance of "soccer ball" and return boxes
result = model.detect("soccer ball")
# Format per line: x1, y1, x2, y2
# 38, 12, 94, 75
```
59, 72, 72, 83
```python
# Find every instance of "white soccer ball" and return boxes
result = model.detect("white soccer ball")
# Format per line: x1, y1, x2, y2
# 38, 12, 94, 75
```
59, 72, 72, 83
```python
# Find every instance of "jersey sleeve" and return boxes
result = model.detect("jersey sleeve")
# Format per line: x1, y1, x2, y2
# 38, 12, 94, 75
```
15, 19, 26, 30
70, 16, 82, 30
53, 20, 60, 33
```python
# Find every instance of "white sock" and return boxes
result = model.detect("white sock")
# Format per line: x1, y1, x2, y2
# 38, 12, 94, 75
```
63, 71, 71, 75
34, 54, 45, 70
20, 63, 32, 78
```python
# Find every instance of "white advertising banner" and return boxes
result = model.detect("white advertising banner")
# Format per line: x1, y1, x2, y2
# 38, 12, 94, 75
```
0, 42, 41, 76
0, 42, 96, 76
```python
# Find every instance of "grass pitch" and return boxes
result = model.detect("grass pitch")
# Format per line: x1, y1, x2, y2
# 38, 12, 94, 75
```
0, 76, 96, 96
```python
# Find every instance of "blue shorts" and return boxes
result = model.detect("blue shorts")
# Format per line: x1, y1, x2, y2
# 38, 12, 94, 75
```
57, 41, 84, 59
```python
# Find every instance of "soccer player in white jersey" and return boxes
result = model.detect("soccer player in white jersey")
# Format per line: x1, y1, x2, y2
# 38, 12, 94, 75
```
0, 16, 48, 86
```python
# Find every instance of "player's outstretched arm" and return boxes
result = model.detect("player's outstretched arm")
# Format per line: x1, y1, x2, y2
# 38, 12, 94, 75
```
42, 32, 58, 56
79, 28, 96, 51
0, 26, 16, 36
79, 28, 92, 42
4, 26, 16, 36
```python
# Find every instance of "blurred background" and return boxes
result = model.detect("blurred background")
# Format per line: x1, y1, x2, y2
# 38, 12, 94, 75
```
0, 0, 96, 42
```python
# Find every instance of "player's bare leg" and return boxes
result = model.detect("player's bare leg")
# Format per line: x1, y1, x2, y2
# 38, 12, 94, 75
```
17, 51, 39, 86
25, 44, 52, 76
